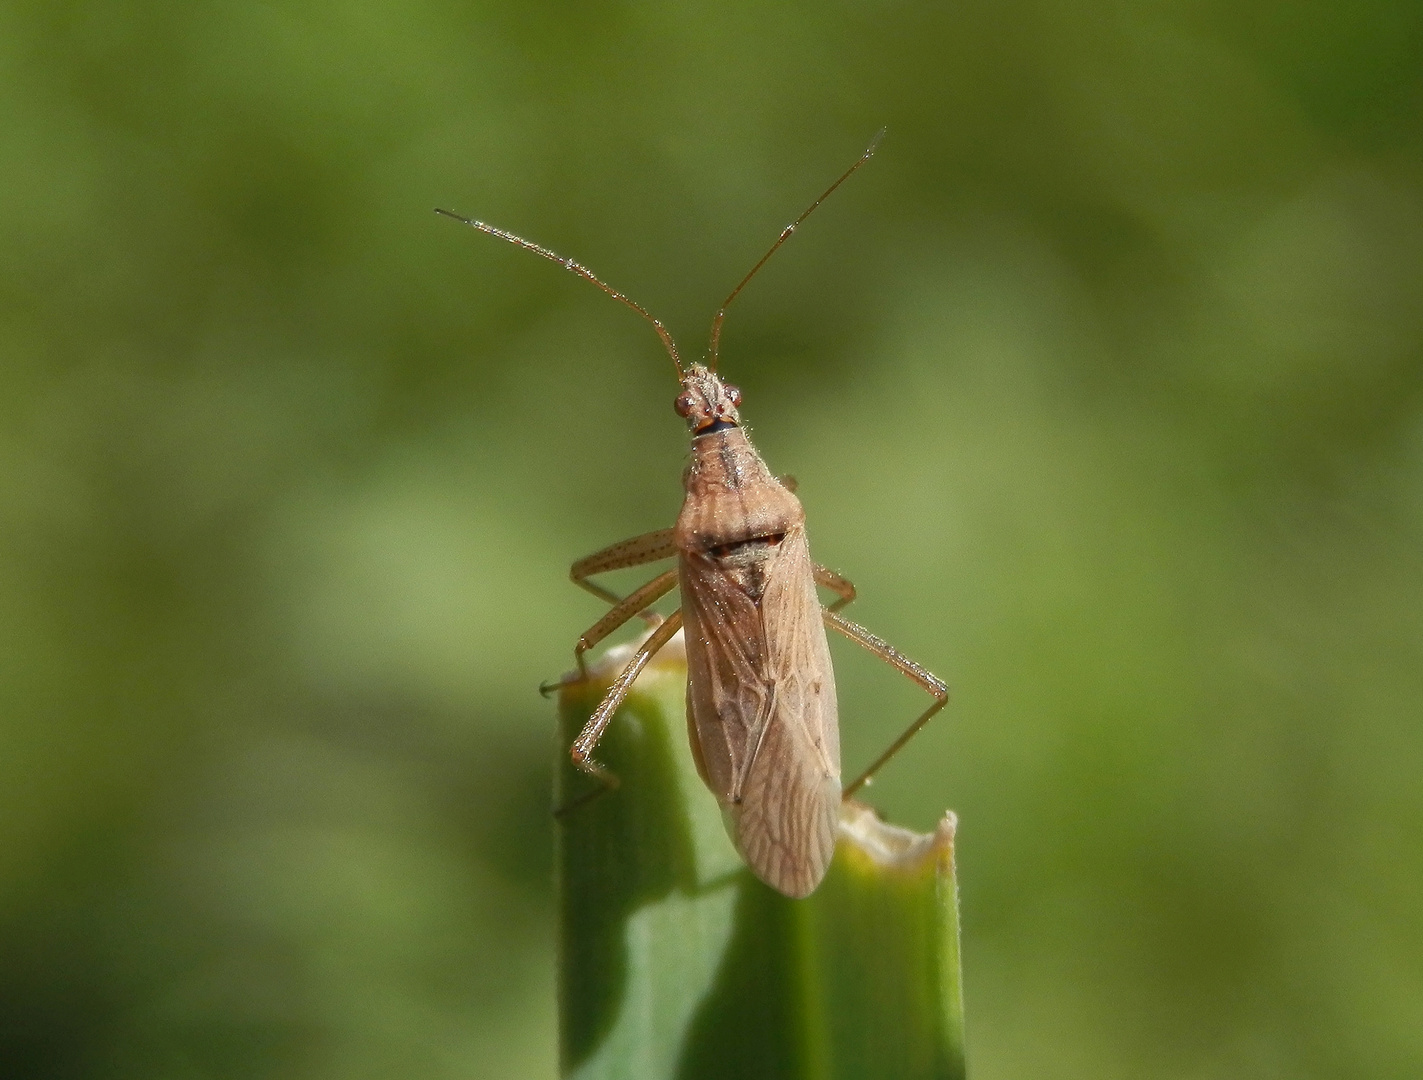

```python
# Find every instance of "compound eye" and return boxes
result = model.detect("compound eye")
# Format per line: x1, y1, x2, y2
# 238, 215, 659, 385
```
674, 392, 695, 417
724, 384, 741, 408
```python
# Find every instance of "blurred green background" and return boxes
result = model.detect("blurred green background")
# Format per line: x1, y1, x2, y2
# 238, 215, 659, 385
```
2, 2, 1421, 1077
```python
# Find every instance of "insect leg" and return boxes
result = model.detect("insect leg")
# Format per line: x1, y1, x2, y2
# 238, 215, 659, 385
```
822, 609, 949, 799
562, 610, 685, 808
540, 532, 678, 696
572, 568, 679, 676
570, 528, 676, 606
813, 564, 857, 613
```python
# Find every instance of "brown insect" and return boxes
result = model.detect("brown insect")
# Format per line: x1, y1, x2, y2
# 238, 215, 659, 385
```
438, 132, 947, 897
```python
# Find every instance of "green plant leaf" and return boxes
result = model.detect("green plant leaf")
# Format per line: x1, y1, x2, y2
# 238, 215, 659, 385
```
556, 633, 965, 1080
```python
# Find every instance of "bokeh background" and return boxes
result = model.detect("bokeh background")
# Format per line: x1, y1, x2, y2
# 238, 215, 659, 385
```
3, 2, 1422, 1077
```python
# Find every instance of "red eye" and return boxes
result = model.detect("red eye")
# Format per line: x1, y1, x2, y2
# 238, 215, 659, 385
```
725, 385, 741, 407
674, 392, 695, 417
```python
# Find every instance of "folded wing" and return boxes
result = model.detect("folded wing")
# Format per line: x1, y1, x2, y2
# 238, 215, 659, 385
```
680, 526, 841, 897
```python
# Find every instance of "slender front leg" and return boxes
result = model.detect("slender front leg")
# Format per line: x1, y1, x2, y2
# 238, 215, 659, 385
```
822, 609, 949, 799
572, 568, 679, 676
813, 563, 857, 613
570, 528, 676, 606
566, 610, 685, 795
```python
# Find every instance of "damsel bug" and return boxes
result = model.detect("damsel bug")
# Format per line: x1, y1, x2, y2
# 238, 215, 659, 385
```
438, 132, 947, 897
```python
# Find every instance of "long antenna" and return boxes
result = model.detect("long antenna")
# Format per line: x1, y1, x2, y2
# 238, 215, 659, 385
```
434, 208, 683, 377
707, 127, 885, 370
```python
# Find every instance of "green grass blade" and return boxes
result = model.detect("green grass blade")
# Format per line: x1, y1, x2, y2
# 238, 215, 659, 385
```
556, 634, 965, 1080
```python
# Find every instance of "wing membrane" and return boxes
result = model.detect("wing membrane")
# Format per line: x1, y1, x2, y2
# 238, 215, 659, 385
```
680, 548, 770, 799
680, 526, 841, 897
